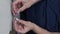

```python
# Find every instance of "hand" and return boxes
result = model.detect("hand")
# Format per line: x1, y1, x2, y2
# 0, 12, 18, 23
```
12, 0, 39, 15
13, 18, 35, 34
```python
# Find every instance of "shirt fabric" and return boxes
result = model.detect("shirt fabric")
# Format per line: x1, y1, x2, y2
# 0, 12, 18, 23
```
20, 0, 60, 34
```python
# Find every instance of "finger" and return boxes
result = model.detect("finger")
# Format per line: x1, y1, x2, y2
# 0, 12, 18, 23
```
13, 18, 24, 29
18, 4, 27, 12
14, 19, 30, 33
16, 18, 29, 25
12, 9, 16, 16
18, 25, 24, 30
11, 8, 15, 15
13, 19, 19, 30
12, 7, 17, 16
13, 1, 19, 13
13, 19, 24, 32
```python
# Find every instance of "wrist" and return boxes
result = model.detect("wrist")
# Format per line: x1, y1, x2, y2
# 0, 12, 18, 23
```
32, 23, 41, 34
32, 23, 38, 31
32, 23, 51, 34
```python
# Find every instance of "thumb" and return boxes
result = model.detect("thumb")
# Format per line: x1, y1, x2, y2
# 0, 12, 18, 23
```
18, 4, 28, 12
16, 18, 28, 25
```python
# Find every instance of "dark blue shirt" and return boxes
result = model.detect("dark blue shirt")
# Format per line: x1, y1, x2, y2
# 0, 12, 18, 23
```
20, 0, 60, 34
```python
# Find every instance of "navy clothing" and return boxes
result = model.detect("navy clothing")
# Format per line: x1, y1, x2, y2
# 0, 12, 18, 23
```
20, 0, 60, 34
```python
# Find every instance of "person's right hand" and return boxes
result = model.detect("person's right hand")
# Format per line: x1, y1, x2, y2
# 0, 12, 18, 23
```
13, 18, 35, 34
12, 0, 39, 15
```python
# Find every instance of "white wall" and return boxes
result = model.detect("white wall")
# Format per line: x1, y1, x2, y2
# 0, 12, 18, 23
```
0, 0, 12, 34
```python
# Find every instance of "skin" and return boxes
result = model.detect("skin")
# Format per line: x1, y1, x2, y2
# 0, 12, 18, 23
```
13, 18, 60, 34
13, 18, 34, 34
12, 0, 60, 34
12, 0, 40, 15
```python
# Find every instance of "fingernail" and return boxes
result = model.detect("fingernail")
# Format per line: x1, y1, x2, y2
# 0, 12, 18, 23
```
16, 18, 20, 21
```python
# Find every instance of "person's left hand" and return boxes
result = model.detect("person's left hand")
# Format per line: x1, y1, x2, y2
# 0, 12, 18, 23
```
13, 18, 34, 34
12, 0, 39, 16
